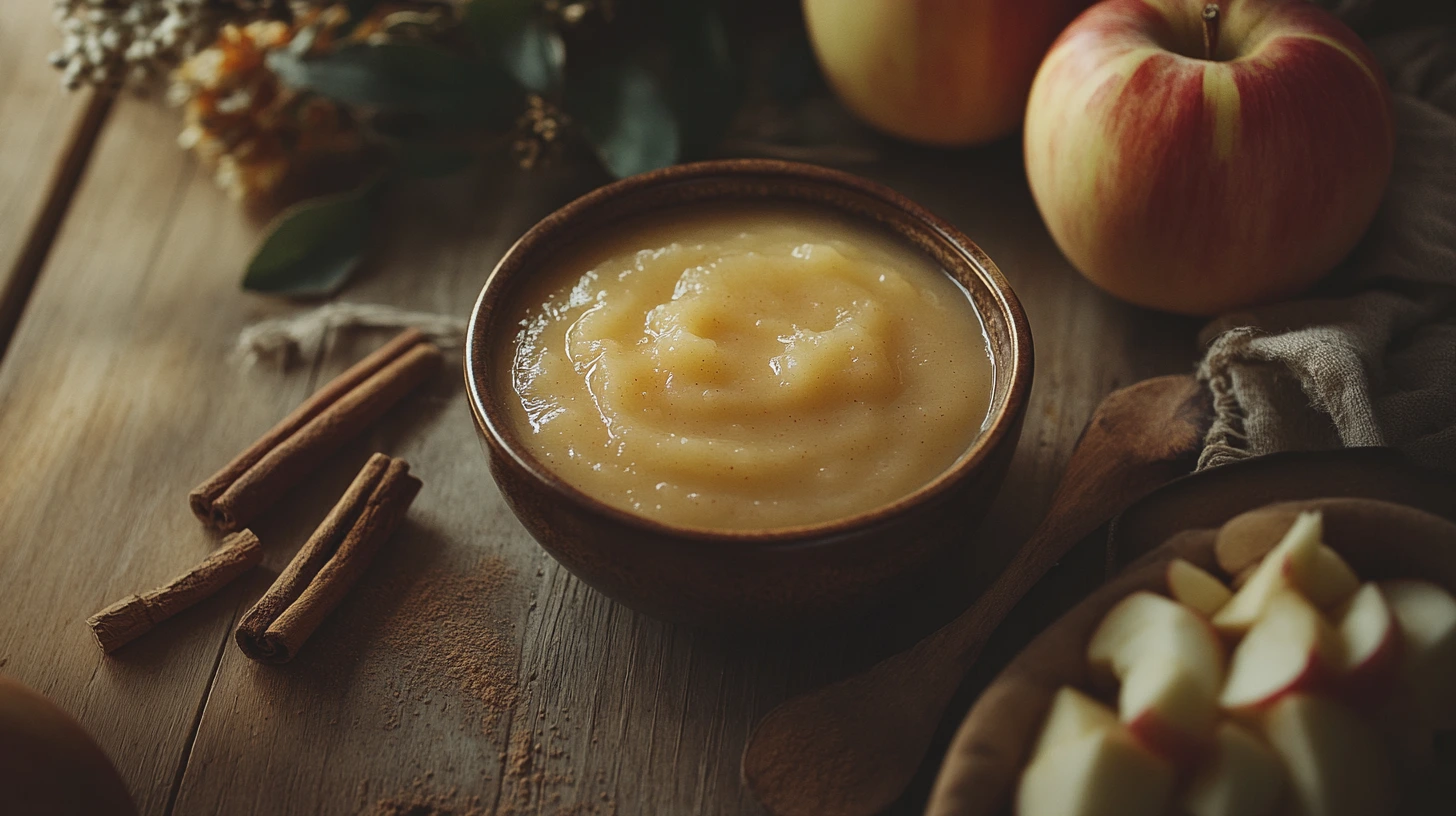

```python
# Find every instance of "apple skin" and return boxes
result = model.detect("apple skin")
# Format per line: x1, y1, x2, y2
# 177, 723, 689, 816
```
0, 675, 138, 816
1332, 583, 1402, 706
803, 0, 1092, 146
1220, 591, 1340, 714
1024, 0, 1395, 315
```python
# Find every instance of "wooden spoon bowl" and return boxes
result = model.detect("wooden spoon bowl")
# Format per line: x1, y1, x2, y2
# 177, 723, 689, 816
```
925, 498, 1456, 816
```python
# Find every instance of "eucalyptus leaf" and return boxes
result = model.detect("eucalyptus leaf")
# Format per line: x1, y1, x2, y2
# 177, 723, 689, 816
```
267, 43, 521, 127
662, 0, 742, 157
502, 20, 565, 95
566, 63, 680, 179
243, 175, 384, 296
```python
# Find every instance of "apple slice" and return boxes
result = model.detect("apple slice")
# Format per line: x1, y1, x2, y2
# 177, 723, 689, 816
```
1212, 512, 1323, 636
1333, 583, 1402, 704
1380, 580, 1456, 729
1263, 694, 1395, 816
1029, 687, 1119, 760
1087, 592, 1225, 686
1016, 727, 1173, 816
1180, 721, 1285, 816
1301, 546, 1361, 610
1118, 653, 1218, 765
1166, 559, 1232, 617
1221, 591, 1340, 713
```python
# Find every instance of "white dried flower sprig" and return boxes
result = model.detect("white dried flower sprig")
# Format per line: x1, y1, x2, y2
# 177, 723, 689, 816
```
48, 0, 285, 91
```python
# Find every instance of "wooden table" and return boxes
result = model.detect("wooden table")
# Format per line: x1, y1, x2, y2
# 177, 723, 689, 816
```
0, 6, 1200, 814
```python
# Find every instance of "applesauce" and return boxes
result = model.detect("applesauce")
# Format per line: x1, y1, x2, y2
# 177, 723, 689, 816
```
499, 204, 994, 530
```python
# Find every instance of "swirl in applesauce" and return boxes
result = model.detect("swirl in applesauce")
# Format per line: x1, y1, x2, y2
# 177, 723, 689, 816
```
501, 204, 993, 530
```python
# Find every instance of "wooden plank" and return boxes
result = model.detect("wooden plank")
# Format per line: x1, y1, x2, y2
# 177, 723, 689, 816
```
0, 70, 1198, 815
0, 94, 310, 815
171, 143, 1197, 815
0, 0, 110, 356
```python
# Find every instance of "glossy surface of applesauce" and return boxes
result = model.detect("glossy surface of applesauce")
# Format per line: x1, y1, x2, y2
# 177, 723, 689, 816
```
500, 204, 993, 530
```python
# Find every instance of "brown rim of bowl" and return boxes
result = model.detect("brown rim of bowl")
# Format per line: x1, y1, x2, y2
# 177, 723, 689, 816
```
464, 158, 1033, 548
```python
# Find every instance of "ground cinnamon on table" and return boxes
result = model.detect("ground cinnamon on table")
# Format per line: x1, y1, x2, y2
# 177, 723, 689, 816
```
87, 529, 262, 653
190, 328, 440, 532
236, 453, 421, 663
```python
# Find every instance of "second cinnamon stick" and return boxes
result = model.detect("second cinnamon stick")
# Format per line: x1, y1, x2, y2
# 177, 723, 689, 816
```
190, 328, 440, 532
235, 453, 420, 663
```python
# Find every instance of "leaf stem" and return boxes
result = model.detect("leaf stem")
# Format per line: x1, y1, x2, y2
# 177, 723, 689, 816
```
1202, 4, 1221, 61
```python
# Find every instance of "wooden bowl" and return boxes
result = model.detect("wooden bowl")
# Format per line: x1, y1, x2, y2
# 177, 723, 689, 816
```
464, 159, 1033, 628
925, 498, 1456, 816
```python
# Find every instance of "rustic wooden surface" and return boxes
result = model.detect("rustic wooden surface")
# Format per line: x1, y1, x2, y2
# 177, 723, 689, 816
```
0, 16, 1199, 816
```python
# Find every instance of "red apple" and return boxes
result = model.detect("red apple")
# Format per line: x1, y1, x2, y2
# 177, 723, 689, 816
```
1166, 558, 1233, 616
1087, 591, 1225, 685
1220, 591, 1340, 713
1262, 694, 1396, 816
802, 0, 1092, 146
1031, 686, 1120, 759
1333, 583, 1402, 704
1212, 512, 1322, 636
1017, 727, 1174, 816
1380, 580, 1456, 728
1180, 721, 1285, 816
1024, 0, 1394, 315
1118, 654, 1219, 764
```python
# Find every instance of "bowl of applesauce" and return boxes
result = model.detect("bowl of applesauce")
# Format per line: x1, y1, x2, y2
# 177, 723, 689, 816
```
465, 160, 1032, 627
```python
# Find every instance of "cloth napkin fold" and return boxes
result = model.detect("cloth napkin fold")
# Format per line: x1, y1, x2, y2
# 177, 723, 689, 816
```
1198, 2, 1456, 472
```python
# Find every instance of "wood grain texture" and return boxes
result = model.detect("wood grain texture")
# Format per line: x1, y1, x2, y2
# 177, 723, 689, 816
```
0, 0, 110, 356
0, 91, 1200, 816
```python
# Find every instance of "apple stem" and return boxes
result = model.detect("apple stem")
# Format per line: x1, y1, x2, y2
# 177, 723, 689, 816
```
1202, 4, 1221, 61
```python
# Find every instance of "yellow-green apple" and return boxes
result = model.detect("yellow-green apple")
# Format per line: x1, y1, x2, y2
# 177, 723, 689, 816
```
1380, 580, 1456, 728
1262, 694, 1396, 816
1087, 591, 1226, 684
1030, 687, 1120, 758
1024, 0, 1395, 314
1212, 512, 1323, 635
1016, 727, 1174, 816
1221, 591, 1340, 713
1180, 721, 1285, 816
1332, 583, 1402, 704
802, 0, 1091, 146
1118, 653, 1219, 763
1166, 558, 1233, 616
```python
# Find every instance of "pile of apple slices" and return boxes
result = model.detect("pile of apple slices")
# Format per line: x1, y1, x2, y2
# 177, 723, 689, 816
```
1016, 511, 1456, 816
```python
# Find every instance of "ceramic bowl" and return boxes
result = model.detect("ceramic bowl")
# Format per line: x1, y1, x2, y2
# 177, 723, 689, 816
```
464, 159, 1033, 628
925, 498, 1456, 816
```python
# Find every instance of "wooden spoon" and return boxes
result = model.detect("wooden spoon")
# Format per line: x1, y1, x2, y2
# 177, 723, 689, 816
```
741, 374, 1212, 816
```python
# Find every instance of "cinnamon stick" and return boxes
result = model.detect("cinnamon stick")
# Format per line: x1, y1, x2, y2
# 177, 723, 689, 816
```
88, 529, 263, 653
235, 453, 421, 663
189, 328, 440, 532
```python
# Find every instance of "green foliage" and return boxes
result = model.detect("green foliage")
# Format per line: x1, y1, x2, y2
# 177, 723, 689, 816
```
660, 0, 742, 159
243, 174, 385, 296
502, 20, 565, 95
267, 43, 521, 128
566, 61, 680, 179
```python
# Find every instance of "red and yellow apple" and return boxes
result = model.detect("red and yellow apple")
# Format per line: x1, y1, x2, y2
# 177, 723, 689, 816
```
802, 0, 1092, 146
1220, 590, 1340, 713
1332, 583, 1402, 703
1024, 0, 1395, 314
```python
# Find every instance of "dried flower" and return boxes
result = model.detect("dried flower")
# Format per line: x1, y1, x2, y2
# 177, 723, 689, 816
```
174, 17, 361, 199
511, 94, 566, 171
48, 0, 290, 91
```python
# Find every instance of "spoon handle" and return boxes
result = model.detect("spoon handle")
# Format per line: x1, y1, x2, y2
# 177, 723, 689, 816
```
944, 374, 1210, 666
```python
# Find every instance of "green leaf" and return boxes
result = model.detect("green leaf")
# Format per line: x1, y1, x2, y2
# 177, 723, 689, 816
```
243, 175, 384, 296
502, 20, 565, 95
661, 0, 742, 158
464, 0, 534, 51
267, 43, 522, 127
566, 63, 680, 179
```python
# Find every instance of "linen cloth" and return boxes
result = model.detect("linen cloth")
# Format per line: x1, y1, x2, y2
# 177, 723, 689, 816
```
1197, 2, 1456, 471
